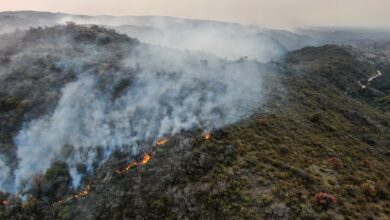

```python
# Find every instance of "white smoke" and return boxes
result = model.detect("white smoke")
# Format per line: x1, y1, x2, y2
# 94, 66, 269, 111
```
58, 15, 287, 61
13, 43, 267, 190
0, 156, 11, 192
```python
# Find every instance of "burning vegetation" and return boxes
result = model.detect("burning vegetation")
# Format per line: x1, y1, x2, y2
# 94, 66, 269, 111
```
78, 134, 209, 199
74, 184, 91, 199
0, 31, 388, 219
203, 132, 211, 140
115, 153, 152, 174
156, 138, 168, 146
140, 153, 151, 165
61, 137, 171, 201
1, 200, 7, 206
114, 138, 167, 174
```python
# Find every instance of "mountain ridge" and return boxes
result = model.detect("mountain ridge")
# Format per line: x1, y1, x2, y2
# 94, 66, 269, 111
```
0, 25, 388, 219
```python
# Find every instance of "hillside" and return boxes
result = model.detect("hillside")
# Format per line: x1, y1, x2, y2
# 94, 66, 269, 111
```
0, 25, 388, 219
3, 11, 390, 62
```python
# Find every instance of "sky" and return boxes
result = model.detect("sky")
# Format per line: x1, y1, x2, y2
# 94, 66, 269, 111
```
1, 0, 390, 28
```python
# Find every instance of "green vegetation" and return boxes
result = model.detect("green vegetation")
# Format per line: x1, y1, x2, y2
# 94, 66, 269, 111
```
0, 27, 388, 219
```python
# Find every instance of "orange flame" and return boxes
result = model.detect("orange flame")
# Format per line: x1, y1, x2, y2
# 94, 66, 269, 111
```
203, 132, 211, 140
156, 138, 168, 146
74, 185, 91, 199
116, 153, 152, 174
140, 153, 151, 165
124, 161, 138, 172
74, 141, 156, 199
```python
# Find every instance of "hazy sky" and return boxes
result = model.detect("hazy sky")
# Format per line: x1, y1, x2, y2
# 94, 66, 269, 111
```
1, 0, 389, 28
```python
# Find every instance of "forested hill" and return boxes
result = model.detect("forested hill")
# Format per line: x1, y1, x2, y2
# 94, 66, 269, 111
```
0, 25, 389, 219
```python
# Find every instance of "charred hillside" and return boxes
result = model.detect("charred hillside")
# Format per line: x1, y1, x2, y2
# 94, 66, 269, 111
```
0, 25, 389, 219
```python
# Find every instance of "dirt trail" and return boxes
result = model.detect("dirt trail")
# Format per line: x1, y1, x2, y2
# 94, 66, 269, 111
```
358, 70, 382, 89
368, 70, 382, 82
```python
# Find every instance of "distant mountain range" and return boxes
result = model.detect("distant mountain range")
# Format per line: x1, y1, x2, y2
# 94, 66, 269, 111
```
2, 11, 390, 60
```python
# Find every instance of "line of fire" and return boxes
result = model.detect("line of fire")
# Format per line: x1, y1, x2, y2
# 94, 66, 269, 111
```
0, 132, 212, 206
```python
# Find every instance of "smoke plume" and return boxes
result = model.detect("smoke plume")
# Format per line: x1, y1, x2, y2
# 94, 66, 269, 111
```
0, 24, 272, 192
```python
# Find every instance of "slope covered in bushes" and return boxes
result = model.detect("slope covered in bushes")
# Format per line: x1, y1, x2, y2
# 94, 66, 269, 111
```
0, 26, 389, 219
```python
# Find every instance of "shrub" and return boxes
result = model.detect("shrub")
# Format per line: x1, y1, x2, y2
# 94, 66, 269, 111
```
314, 192, 337, 207
326, 157, 343, 169
256, 118, 270, 127
309, 112, 322, 122
45, 161, 70, 182
382, 96, 390, 102
277, 145, 290, 156
264, 203, 290, 220
361, 159, 370, 168
360, 181, 377, 197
